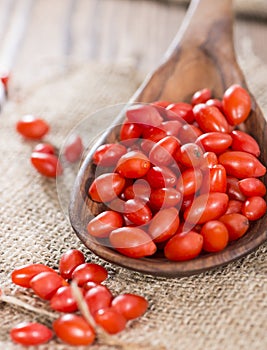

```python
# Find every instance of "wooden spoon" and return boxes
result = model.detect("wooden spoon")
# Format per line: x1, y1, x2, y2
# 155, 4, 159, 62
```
69, 0, 267, 277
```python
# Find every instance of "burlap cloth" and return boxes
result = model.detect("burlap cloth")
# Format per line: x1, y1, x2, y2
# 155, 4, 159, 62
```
0, 28, 267, 350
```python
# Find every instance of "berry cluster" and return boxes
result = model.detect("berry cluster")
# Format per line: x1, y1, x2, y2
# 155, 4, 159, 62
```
10, 249, 148, 346
87, 85, 266, 261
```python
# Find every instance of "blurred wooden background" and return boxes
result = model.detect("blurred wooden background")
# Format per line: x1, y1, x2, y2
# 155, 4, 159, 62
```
0, 0, 266, 89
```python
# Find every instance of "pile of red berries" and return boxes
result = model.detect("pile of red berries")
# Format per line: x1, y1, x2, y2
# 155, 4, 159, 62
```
87, 85, 267, 261
10, 249, 148, 346
15, 115, 83, 176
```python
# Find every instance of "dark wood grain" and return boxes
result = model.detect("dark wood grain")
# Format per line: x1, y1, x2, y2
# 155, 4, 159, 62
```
69, 0, 267, 277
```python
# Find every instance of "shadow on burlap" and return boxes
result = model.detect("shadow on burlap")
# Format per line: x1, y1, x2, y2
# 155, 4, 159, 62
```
0, 49, 266, 350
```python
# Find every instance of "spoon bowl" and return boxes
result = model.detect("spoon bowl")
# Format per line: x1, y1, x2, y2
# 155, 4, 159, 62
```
68, 0, 267, 277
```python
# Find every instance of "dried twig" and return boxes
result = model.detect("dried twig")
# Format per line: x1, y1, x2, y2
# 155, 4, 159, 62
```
0, 289, 56, 319
71, 281, 166, 350
1, 286, 166, 350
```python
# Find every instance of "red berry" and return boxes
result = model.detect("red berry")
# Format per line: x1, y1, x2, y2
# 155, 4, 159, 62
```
33, 143, 55, 155
50, 286, 78, 313
111, 293, 148, 320
11, 264, 55, 288
164, 231, 203, 261
85, 285, 113, 315
93, 143, 127, 166
94, 308, 127, 334
64, 135, 84, 163
87, 211, 124, 238
16, 115, 50, 139
200, 220, 229, 252
191, 88, 212, 105
72, 263, 108, 286
109, 227, 157, 258
10, 322, 53, 346
53, 314, 95, 346
222, 84, 251, 125
30, 271, 67, 300
88, 173, 125, 202
31, 152, 63, 177
59, 249, 85, 279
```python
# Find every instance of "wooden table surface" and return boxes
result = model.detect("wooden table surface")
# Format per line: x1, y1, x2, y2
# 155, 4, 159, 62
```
0, 0, 266, 91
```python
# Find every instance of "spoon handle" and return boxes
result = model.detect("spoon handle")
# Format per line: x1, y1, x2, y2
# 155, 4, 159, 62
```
134, 0, 246, 103
169, 0, 234, 57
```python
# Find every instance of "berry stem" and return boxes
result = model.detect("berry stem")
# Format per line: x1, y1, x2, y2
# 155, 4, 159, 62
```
0, 289, 56, 319
70, 281, 166, 350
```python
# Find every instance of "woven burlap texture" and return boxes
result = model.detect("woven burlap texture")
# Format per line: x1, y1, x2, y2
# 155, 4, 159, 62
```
0, 46, 267, 349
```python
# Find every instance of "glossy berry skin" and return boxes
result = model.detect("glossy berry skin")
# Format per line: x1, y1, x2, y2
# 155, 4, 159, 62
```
191, 88, 212, 105
241, 196, 267, 221
148, 207, 180, 243
11, 264, 55, 288
83, 281, 100, 291
219, 151, 266, 178
126, 104, 163, 127
31, 152, 63, 177
178, 124, 203, 144
166, 102, 194, 123
141, 139, 155, 154
59, 249, 85, 279
219, 213, 249, 241
152, 100, 171, 108
50, 286, 78, 313
193, 104, 229, 133
202, 152, 218, 169
208, 165, 227, 193
200, 220, 229, 252
227, 177, 246, 202
176, 143, 203, 168
85, 285, 113, 315
88, 173, 125, 202
94, 308, 127, 334
149, 187, 182, 210
16, 115, 49, 139
93, 143, 127, 166
111, 293, 148, 320
160, 120, 182, 137
87, 211, 123, 238
124, 180, 151, 202
146, 165, 177, 188
196, 132, 232, 154
72, 263, 108, 286
109, 227, 157, 258
184, 192, 229, 224
116, 151, 150, 178
120, 120, 142, 144
238, 178, 266, 197
164, 231, 203, 261
53, 314, 95, 346
33, 143, 55, 155
176, 168, 203, 197
10, 322, 53, 346
30, 271, 67, 300
225, 199, 243, 215
64, 135, 84, 163
149, 136, 180, 166
206, 98, 223, 112
222, 84, 251, 125
124, 199, 152, 225
142, 125, 167, 142
231, 130, 260, 157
